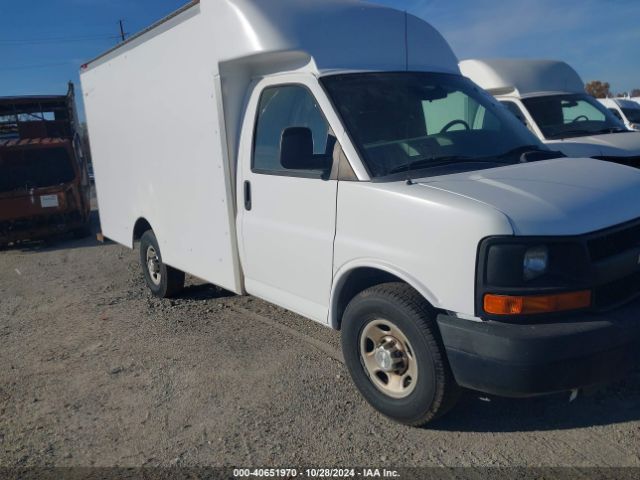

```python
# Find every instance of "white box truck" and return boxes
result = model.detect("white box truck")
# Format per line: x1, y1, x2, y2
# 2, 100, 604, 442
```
460, 59, 640, 168
82, 0, 640, 426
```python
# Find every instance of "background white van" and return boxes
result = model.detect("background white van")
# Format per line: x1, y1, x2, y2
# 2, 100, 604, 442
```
460, 59, 640, 167
599, 98, 640, 131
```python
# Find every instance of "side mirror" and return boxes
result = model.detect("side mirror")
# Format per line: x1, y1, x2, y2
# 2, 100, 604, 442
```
280, 127, 332, 172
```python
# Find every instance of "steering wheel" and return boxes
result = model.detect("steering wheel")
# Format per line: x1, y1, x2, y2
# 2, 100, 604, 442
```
572, 115, 589, 123
440, 119, 470, 133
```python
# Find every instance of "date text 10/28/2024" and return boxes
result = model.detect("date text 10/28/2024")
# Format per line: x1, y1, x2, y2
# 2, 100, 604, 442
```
233, 468, 400, 478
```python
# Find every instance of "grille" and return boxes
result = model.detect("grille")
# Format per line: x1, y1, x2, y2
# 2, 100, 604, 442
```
596, 156, 640, 169
587, 222, 640, 262
594, 270, 640, 310
587, 219, 640, 310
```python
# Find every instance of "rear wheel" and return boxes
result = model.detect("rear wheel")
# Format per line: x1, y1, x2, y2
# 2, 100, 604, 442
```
341, 283, 460, 426
139, 230, 185, 298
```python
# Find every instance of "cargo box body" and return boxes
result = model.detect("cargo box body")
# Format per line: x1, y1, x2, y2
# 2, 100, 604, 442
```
82, 2, 242, 292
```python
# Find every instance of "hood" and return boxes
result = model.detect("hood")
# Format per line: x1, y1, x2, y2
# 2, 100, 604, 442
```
546, 131, 640, 157
416, 158, 640, 236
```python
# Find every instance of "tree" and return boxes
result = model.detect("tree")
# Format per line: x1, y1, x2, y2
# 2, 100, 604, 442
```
631, 89, 640, 98
585, 81, 611, 98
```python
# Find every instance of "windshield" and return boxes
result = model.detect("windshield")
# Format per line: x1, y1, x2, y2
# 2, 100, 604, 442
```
321, 72, 544, 179
0, 147, 75, 193
522, 94, 626, 139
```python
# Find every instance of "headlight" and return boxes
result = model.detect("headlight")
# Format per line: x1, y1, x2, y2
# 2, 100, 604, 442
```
477, 237, 591, 317
523, 245, 548, 280
481, 240, 588, 287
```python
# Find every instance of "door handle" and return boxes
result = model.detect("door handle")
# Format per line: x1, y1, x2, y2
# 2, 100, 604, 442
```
244, 180, 252, 211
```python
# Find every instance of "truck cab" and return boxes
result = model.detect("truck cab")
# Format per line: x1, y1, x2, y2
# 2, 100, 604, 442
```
460, 59, 640, 168
599, 98, 640, 131
82, 0, 640, 426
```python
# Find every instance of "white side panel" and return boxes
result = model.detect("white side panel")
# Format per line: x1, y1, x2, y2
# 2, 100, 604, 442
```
333, 182, 514, 318
81, 8, 243, 294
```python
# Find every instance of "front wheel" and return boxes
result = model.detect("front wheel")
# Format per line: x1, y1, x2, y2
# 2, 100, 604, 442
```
139, 230, 185, 298
341, 283, 460, 426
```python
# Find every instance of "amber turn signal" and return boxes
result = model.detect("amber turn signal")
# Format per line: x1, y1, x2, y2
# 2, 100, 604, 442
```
484, 290, 592, 315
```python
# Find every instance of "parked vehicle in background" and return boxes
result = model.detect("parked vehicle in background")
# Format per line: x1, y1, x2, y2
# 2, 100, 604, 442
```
0, 83, 92, 246
83, 0, 640, 426
460, 59, 640, 168
599, 98, 640, 131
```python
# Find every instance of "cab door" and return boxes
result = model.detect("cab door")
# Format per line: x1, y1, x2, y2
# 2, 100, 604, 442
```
237, 79, 341, 323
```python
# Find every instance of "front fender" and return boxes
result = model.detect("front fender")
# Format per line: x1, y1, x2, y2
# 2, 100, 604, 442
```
329, 259, 441, 329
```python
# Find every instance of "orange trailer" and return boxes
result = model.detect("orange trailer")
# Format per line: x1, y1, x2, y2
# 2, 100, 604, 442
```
0, 83, 91, 246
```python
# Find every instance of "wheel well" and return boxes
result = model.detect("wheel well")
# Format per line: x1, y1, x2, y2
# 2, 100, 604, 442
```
132, 218, 152, 244
333, 267, 410, 330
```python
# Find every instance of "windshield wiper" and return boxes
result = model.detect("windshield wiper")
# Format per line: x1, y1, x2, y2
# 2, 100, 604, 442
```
546, 129, 594, 139
488, 145, 564, 163
595, 127, 629, 134
387, 155, 474, 175
387, 146, 556, 175
490, 145, 544, 159
386, 144, 566, 176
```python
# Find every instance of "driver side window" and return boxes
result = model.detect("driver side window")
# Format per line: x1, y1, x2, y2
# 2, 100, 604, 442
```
253, 85, 335, 178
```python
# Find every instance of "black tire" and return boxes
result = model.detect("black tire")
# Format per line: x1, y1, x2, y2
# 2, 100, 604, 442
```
139, 230, 185, 298
341, 282, 460, 426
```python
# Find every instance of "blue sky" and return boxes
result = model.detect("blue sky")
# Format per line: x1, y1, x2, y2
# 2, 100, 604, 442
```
1, 0, 638, 108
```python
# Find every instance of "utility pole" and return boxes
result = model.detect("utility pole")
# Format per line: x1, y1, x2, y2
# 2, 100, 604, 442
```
119, 20, 126, 42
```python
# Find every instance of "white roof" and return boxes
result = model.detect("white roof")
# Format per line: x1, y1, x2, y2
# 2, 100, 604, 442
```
86, 0, 460, 75
459, 59, 584, 97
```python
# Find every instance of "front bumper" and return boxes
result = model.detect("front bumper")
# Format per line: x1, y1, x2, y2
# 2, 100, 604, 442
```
437, 299, 640, 397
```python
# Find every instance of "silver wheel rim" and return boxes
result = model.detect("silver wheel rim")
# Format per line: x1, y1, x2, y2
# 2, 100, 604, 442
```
359, 319, 418, 399
146, 246, 162, 286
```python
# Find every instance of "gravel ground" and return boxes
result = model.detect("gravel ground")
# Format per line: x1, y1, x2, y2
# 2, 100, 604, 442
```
1, 209, 640, 469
